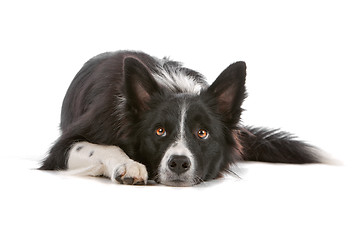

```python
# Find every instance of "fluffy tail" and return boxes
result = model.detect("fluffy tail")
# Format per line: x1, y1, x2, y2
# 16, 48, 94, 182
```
239, 126, 320, 164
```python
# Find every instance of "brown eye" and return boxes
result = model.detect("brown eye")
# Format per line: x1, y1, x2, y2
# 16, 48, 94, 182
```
197, 129, 209, 139
156, 127, 166, 137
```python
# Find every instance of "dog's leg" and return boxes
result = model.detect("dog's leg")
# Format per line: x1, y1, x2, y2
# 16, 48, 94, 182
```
67, 141, 148, 185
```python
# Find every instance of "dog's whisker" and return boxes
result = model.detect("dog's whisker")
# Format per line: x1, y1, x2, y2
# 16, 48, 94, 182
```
192, 175, 205, 185
224, 169, 242, 179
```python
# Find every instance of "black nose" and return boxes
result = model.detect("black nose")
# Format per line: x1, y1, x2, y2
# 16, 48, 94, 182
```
168, 155, 191, 174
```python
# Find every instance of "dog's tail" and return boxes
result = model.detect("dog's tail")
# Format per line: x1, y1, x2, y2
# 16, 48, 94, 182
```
238, 126, 321, 164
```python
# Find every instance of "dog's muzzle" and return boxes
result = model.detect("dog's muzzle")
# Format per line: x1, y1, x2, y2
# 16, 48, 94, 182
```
157, 154, 197, 187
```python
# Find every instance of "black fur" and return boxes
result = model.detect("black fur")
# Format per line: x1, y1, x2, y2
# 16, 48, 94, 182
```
40, 50, 320, 185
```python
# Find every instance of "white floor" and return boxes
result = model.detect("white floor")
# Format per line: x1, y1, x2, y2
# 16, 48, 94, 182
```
1, 156, 358, 240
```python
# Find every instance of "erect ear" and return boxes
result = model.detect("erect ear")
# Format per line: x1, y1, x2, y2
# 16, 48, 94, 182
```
124, 57, 161, 114
206, 61, 247, 125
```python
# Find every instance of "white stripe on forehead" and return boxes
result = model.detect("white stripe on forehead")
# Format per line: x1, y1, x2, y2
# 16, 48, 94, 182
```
167, 101, 191, 154
158, 101, 195, 181
179, 101, 187, 141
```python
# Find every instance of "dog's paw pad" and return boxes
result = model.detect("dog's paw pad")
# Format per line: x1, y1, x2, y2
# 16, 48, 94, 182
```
112, 161, 148, 185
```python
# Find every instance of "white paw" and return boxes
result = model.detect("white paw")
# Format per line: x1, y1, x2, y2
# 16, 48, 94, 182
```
112, 160, 148, 185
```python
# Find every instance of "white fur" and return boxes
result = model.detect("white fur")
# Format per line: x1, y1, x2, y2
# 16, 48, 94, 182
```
179, 102, 187, 138
67, 141, 148, 184
152, 68, 205, 94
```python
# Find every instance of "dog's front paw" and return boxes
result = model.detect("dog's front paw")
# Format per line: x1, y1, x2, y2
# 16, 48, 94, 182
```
112, 160, 148, 185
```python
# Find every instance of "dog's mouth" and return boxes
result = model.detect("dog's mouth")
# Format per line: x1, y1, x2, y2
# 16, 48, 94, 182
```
161, 179, 194, 187
155, 174, 201, 187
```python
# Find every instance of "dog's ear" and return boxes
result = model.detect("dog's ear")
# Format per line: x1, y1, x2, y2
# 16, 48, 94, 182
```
124, 57, 161, 114
206, 61, 247, 125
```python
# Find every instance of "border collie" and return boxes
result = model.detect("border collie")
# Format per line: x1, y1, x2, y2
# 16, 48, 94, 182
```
40, 50, 319, 186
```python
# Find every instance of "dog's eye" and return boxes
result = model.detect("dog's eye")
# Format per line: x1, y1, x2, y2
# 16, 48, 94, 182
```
156, 127, 166, 137
197, 129, 209, 139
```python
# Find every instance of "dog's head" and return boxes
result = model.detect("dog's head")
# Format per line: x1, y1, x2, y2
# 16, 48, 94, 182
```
124, 57, 247, 186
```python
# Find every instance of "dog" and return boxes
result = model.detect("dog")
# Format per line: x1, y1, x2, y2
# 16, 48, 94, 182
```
40, 50, 320, 186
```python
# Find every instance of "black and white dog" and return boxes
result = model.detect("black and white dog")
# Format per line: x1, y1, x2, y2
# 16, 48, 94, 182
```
40, 50, 319, 186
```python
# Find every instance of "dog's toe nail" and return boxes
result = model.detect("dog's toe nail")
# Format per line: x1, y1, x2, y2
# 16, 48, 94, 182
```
134, 180, 145, 185
122, 177, 135, 185
114, 175, 123, 183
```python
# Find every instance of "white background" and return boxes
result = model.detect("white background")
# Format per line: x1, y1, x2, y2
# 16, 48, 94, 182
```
0, 1, 359, 239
